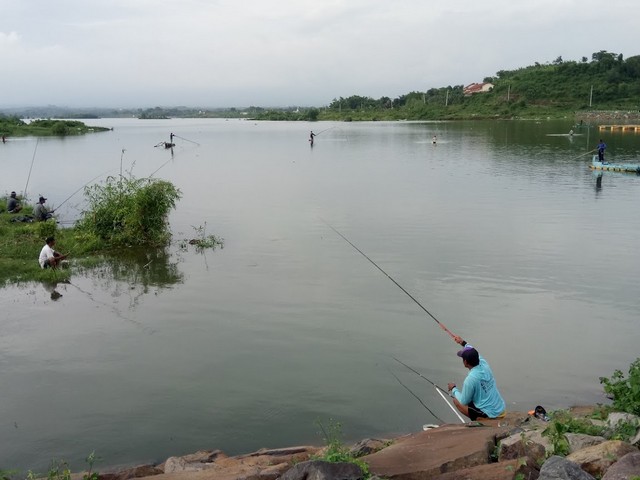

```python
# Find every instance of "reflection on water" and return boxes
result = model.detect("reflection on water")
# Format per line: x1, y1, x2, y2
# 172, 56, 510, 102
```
75, 247, 184, 308
42, 280, 64, 301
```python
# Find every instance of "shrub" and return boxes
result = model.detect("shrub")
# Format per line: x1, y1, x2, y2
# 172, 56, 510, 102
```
600, 358, 640, 416
76, 175, 181, 247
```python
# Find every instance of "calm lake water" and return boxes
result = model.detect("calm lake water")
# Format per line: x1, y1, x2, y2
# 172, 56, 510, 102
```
1, 118, 639, 471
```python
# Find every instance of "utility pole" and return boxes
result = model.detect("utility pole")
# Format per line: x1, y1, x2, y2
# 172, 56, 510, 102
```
507, 84, 511, 102
589, 85, 593, 107
445, 90, 449, 107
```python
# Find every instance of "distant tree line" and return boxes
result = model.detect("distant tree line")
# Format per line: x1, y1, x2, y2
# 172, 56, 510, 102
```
2, 50, 638, 122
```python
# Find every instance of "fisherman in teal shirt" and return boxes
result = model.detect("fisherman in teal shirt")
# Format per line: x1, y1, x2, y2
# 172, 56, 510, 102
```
447, 336, 506, 420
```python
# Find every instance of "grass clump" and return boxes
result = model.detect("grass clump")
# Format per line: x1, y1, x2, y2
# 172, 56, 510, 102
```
313, 420, 370, 478
179, 223, 224, 253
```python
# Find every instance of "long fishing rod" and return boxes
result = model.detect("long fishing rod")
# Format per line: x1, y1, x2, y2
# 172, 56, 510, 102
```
392, 356, 466, 423
54, 168, 114, 212
389, 369, 444, 423
321, 219, 457, 340
315, 126, 336, 136
23, 138, 39, 200
572, 148, 596, 161
149, 155, 174, 178
173, 134, 200, 145
392, 356, 448, 394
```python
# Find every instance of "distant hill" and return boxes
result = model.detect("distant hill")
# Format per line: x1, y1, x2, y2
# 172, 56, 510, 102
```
318, 50, 640, 121
2, 50, 638, 121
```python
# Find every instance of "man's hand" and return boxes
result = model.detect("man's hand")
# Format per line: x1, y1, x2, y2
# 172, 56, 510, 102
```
453, 335, 465, 346
447, 383, 456, 391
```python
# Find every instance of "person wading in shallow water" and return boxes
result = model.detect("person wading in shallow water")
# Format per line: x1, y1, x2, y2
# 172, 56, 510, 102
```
597, 139, 607, 162
309, 130, 316, 146
447, 336, 506, 421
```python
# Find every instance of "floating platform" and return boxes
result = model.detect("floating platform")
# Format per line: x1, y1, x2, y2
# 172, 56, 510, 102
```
598, 125, 640, 132
589, 155, 640, 174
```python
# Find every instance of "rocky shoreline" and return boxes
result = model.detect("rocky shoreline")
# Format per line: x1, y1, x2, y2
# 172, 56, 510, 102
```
88, 406, 640, 480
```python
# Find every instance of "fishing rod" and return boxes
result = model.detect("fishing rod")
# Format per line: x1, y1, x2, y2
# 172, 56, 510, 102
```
149, 155, 174, 178
54, 168, 114, 213
23, 138, 39, 200
321, 218, 457, 340
389, 369, 444, 423
572, 149, 596, 161
392, 356, 448, 394
392, 356, 466, 423
315, 126, 336, 136
173, 134, 200, 145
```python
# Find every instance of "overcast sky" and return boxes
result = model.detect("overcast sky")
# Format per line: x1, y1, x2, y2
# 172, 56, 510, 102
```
1, 0, 638, 108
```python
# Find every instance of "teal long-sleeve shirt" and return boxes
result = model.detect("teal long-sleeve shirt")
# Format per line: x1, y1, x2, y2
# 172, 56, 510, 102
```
451, 351, 505, 418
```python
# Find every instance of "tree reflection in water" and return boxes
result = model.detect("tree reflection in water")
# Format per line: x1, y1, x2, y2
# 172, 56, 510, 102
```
71, 246, 184, 309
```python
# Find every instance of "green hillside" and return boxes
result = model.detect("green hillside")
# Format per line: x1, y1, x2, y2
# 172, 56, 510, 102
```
316, 50, 640, 121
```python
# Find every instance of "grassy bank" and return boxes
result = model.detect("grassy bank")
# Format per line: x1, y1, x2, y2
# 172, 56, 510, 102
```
0, 118, 111, 138
0, 176, 183, 286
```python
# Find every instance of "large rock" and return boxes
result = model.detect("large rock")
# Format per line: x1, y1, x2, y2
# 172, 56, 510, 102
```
499, 430, 548, 463
278, 460, 363, 480
363, 423, 507, 479
348, 438, 390, 458
566, 440, 637, 477
435, 456, 539, 480
565, 433, 606, 453
538, 456, 595, 480
163, 450, 226, 473
602, 450, 640, 480
98, 464, 163, 480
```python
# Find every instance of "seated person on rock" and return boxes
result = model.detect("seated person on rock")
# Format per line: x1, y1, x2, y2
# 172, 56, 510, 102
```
34, 196, 54, 221
38, 236, 67, 269
7, 191, 22, 213
447, 336, 506, 421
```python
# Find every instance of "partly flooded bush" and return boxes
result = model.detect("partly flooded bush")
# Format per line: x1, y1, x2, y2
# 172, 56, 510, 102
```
76, 175, 181, 247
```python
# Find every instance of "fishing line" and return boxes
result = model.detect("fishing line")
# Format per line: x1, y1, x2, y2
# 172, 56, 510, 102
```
23, 138, 39, 200
389, 369, 444, 423
321, 218, 456, 340
392, 356, 466, 423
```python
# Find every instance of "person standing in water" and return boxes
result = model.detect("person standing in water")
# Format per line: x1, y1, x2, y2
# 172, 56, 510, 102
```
597, 139, 607, 162
309, 131, 316, 146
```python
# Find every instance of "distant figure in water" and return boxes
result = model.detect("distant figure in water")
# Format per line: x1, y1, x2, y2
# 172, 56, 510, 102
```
1, 135, 6, 143
309, 131, 316, 146
597, 139, 607, 162
432, 135, 437, 145
569, 129, 574, 136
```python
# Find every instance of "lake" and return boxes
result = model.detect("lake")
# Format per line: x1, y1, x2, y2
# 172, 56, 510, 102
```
1, 118, 639, 471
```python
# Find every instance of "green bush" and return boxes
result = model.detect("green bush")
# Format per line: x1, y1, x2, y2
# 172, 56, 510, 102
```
600, 358, 640, 415
76, 175, 181, 247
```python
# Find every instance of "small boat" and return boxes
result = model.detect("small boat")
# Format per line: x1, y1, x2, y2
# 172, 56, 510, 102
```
589, 156, 640, 174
